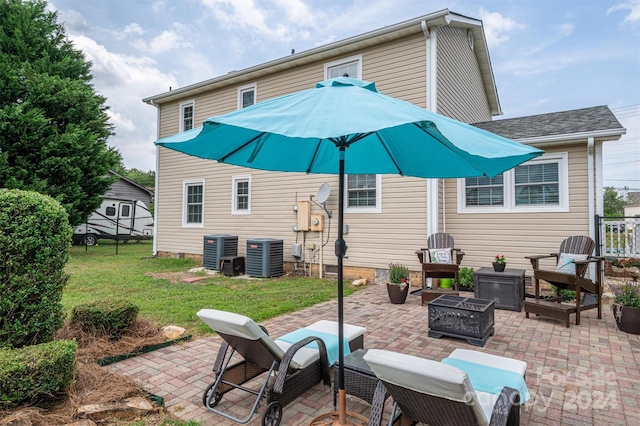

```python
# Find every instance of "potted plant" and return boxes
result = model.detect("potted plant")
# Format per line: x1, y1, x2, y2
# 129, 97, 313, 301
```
611, 281, 640, 334
493, 255, 506, 272
387, 263, 410, 304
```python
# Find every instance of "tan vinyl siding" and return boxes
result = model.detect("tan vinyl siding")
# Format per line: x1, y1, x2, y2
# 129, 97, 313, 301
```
443, 144, 590, 274
436, 26, 492, 123
157, 147, 428, 272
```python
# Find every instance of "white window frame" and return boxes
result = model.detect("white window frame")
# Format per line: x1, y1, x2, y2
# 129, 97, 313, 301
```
179, 100, 195, 132
182, 179, 204, 227
324, 54, 363, 79
232, 175, 251, 215
457, 152, 569, 213
237, 83, 257, 109
345, 174, 382, 214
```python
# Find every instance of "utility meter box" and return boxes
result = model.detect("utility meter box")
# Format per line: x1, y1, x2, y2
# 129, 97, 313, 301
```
310, 214, 324, 231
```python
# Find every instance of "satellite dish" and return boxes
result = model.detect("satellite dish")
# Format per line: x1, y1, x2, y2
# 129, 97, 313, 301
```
316, 183, 331, 204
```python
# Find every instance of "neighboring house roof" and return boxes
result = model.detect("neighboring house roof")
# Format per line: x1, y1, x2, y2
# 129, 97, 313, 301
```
628, 192, 640, 207
108, 170, 154, 197
143, 9, 502, 115
473, 105, 625, 145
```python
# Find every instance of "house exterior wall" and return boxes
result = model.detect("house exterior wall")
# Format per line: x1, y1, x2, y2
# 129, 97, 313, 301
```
443, 144, 590, 274
436, 26, 493, 123
154, 19, 607, 282
153, 32, 441, 279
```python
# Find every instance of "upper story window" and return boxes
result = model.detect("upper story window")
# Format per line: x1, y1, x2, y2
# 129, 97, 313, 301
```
457, 153, 569, 213
180, 100, 194, 132
183, 179, 204, 227
232, 175, 251, 215
325, 55, 362, 79
238, 83, 256, 109
345, 174, 381, 213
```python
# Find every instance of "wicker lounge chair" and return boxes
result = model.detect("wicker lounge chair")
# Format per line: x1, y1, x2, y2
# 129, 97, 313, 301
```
197, 309, 365, 425
364, 348, 527, 426
524, 235, 603, 326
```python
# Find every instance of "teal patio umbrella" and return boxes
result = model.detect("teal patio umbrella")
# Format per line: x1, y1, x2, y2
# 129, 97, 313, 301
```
156, 77, 543, 425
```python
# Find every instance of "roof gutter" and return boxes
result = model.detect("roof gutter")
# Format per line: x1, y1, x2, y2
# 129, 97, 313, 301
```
514, 128, 626, 146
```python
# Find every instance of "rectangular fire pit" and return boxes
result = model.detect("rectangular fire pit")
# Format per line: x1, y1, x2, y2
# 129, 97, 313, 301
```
428, 295, 494, 346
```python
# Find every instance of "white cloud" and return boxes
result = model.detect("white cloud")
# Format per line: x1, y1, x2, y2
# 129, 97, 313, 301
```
69, 35, 178, 170
132, 30, 189, 54
479, 8, 525, 48
608, 0, 640, 26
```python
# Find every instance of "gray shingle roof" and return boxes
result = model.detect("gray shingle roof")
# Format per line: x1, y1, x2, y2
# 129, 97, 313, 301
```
472, 105, 624, 140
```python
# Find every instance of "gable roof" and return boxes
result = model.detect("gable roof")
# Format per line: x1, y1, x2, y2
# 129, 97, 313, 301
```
108, 170, 154, 196
473, 105, 625, 145
143, 9, 501, 115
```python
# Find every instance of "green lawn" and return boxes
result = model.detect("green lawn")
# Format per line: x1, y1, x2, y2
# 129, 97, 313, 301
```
63, 240, 355, 336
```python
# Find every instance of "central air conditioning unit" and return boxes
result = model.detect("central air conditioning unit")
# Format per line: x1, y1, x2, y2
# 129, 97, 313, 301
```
203, 234, 238, 270
246, 238, 283, 278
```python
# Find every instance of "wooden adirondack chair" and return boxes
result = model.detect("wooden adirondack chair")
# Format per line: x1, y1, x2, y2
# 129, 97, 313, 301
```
524, 236, 603, 327
415, 233, 464, 304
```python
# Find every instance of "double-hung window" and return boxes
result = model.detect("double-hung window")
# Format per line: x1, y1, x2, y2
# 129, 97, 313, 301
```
179, 100, 194, 132
232, 175, 251, 214
458, 153, 568, 213
183, 180, 204, 227
345, 173, 381, 213
238, 83, 256, 109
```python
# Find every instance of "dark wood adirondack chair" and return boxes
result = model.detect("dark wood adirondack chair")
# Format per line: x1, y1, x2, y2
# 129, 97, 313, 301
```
524, 236, 603, 327
415, 233, 464, 304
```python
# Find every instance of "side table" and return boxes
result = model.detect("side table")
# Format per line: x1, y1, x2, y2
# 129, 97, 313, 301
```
333, 349, 389, 409
474, 267, 525, 311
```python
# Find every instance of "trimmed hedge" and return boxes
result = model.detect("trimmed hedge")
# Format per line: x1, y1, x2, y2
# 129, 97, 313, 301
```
0, 339, 77, 407
0, 189, 72, 349
71, 299, 139, 338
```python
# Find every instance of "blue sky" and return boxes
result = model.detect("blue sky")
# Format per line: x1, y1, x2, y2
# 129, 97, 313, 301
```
49, 0, 640, 190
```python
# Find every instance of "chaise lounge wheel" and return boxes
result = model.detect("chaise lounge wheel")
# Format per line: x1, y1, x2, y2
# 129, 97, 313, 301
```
202, 383, 223, 408
262, 402, 282, 426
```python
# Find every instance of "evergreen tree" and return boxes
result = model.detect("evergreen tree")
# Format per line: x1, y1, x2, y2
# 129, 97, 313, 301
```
0, 0, 121, 225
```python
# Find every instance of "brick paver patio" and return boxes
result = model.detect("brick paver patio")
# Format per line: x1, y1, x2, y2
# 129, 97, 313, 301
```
107, 284, 640, 425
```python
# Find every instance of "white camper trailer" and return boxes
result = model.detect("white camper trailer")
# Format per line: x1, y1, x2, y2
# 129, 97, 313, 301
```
72, 197, 154, 246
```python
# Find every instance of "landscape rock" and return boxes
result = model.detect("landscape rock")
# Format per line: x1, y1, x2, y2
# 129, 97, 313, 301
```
352, 278, 367, 286
161, 325, 186, 340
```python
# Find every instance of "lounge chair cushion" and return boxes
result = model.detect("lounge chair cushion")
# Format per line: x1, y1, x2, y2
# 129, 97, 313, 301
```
447, 349, 527, 377
364, 349, 487, 423
275, 320, 366, 369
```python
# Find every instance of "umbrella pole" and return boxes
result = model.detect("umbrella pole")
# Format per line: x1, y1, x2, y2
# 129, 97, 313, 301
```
310, 148, 368, 426
337, 149, 346, 424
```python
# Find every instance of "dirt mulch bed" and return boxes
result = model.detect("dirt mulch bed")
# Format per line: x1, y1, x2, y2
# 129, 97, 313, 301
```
0, 319, 174, 425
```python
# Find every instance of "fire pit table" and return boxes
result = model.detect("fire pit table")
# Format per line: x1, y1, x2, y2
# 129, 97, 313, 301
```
428, 294, 494, 346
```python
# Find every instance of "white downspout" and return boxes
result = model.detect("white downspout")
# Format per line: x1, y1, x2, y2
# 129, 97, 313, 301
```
147, 99, 160, 256
587, 136, 596, 277
422, 20, 440, 237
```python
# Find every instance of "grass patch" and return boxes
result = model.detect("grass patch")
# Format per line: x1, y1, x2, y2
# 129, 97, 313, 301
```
64, 241, 356, 336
